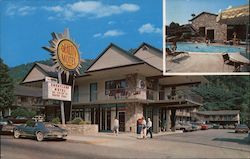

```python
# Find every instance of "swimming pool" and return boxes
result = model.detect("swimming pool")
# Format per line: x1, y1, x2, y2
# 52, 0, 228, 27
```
167, 42, 246, 53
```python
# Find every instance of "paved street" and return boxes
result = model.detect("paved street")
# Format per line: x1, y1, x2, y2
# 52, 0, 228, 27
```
1, 129, 250, 159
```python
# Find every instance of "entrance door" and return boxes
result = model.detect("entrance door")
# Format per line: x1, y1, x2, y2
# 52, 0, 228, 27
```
118, 112, 125, 132
207, 29, 214, 41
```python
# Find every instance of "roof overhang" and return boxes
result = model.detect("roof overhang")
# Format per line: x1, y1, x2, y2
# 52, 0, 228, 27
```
216, 5, 249, 25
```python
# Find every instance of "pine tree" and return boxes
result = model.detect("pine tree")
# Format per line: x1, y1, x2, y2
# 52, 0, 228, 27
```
0, 58, 14, 115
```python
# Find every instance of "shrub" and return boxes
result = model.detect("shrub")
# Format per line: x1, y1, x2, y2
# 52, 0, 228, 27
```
26, 120, 34, 126
71, 117, 85, 125
51, 117, 60, 124
11, 107, 36, 118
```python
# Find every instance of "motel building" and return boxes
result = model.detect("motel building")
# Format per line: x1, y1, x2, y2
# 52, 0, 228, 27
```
20, 42, 207, 133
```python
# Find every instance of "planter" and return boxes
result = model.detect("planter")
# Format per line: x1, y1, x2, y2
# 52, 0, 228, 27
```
58, 124, 98, 135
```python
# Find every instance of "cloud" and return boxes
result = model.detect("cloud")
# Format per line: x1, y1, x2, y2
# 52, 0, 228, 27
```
138, 23, 161, 34
93, 33, 102, 38
6, 5, 36, 16
227, 5, 232, 9
108, 21, 116, 25
43, 1, 140, 21
93, 29, 125, 38
103, 30, 124, 37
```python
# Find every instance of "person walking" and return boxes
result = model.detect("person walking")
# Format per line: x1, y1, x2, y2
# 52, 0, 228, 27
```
113, 117, 119, 136
141, 117, 147, 139
146, 117, 153, 138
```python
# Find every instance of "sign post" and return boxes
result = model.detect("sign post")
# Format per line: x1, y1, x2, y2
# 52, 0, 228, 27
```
43, 28, 82, 125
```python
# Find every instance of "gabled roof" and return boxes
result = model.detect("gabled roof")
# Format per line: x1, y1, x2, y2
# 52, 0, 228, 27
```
133, 42, 162, 55
86, 43, 143, 72
21, 63, 54, 84
189, 12, 218, 21
133, 42, 163, 71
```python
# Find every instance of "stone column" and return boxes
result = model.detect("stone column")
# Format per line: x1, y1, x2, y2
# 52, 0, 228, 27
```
153, 106, 160, 133
170, 109, 176, 132
166, 109, 171, 131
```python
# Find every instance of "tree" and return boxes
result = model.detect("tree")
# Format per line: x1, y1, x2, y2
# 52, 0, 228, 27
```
0, 58, 14, 115
192, 76, 250, 124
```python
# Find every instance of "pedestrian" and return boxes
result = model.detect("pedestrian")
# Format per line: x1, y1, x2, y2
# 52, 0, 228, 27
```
141, 117, 147, 139
113, 117, 119, 136
146, 118, 153, 138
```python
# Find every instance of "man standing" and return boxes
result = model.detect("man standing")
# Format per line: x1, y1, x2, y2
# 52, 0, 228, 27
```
147, 117, 153, 138
113, 117, 119, 136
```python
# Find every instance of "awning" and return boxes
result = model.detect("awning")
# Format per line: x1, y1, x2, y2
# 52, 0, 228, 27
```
216, 5, 249, 25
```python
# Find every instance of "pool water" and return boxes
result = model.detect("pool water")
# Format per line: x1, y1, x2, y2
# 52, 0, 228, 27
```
167, 42, 245, 53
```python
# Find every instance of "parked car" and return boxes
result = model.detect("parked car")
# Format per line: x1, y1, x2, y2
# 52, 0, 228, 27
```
212, 124, 220, 129
175, 123, 193, 132
13, 121, 67, 141
0, 118, 14, 134
7, 116, 29, 124
235, 124, 249, 133
200, 124, 209, 130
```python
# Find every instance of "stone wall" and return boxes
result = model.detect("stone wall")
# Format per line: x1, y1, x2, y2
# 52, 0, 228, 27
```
125, 103, 143, 133
191, 13, 227, 42
58, 124, 98, 135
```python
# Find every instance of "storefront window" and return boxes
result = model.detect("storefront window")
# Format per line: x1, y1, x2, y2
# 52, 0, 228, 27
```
105, 79, 127, 95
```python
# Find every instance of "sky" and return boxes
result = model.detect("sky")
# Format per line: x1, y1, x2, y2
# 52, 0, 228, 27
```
166, 0, 249, 25
0, 0, 163, 67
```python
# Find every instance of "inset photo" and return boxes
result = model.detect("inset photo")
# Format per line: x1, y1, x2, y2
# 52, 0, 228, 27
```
163, 0, 250, 75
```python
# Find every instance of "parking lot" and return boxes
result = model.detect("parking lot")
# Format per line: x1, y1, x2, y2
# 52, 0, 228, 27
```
1, 129, 250, 158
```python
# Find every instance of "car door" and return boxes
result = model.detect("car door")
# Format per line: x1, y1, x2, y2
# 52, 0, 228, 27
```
23, 122, 36, 137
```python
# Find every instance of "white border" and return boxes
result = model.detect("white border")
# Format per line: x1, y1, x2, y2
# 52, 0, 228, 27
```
162, 0, 166, 74
162, 0, 250, 76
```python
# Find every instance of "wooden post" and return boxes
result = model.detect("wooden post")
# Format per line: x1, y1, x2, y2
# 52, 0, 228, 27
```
58, 71, 65, 125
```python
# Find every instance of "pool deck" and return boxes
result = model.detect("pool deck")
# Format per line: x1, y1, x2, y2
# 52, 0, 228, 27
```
165, 52, 250, 73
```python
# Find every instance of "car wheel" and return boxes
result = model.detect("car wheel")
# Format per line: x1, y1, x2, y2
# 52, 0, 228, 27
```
14, 130, 20, 139
36, 132, 44, 142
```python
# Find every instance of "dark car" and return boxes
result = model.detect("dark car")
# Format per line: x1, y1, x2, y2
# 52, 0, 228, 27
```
0, 119, 14, 134
235, 124, 249, 133
13, 122, 67, 141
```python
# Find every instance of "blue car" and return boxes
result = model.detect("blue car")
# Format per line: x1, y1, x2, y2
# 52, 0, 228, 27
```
13, 121, 67, 141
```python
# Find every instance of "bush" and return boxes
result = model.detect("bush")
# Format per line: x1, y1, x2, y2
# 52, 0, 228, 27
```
11, 107, 36, 118
26, 120, 34, 126
71, 117, 84, 125
51, 117, 60, 124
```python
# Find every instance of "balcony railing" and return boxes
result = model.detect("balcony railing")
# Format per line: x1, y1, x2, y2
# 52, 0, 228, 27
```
74, 87, 203, 104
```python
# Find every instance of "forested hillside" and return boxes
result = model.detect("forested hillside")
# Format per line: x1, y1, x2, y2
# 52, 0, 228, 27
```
8, 59, 94, 84
193, 76, 250, 123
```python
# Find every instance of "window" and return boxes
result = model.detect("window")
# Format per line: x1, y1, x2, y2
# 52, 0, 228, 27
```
90, 83, 97, 101
105, 79, 127, 95
73, 85, 79, 102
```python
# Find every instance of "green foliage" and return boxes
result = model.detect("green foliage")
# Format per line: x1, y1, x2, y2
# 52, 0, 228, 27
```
51, 117, 60, 124
192, 76, 250, 123
8, 59, 94, 84
26, 120, 34, 126
0, 58, 14, 111
69, 117, 90, 125
11, 107, 36, 118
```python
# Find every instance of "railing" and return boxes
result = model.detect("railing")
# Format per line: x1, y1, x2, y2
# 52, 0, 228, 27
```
147, 89, 203, 104
73, 87, 203, 104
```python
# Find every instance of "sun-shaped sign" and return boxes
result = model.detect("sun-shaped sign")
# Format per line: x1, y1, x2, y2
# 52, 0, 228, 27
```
43, 29, 82, 81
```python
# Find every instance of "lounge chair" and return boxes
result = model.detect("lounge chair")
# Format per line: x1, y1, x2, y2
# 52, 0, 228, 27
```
166, 48, 189, 61
222, 53, 244, 72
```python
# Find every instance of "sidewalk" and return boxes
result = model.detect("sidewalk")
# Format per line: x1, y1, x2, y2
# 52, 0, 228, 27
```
66, 130, 183, 145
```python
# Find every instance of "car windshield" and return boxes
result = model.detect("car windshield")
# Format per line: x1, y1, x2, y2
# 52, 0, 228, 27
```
237, 125, 248, 128
45, 123, 58, 128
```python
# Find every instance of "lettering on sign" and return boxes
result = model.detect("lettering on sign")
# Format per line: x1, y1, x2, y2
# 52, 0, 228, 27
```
57, 39, 80, 71
42, 82, 71, 101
